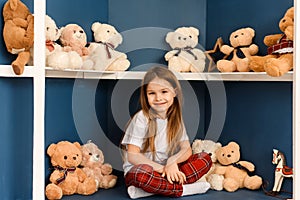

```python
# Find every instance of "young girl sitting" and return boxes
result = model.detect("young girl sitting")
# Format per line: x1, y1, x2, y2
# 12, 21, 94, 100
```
121, 66, 212, 199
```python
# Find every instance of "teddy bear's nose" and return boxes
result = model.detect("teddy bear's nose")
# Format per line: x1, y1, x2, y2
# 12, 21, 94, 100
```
227, 154, 231, 158
234, 35, 238, 38
73, 156, 77, 160
96, 155, 100, 158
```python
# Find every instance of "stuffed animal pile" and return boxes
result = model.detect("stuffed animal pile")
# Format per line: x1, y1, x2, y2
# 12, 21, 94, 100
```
2, 0, 34, 75
249, 7, 294, 77
45, 15, 83, 70
165, 26, 206, 72
216, 27, 259, 72
45, 141, 97, 199
213, 141, 263, 192
192, 139, 224, 191
80, 140, 117, 190
83, 22, 130, 71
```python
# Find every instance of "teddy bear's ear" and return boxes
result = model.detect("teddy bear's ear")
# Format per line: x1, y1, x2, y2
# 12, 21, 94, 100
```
228, 141, 239, 150
74, 142, 81, 150
216, 142, 222, 148
92, 22, 102, 32
47, 143, 57, 157
8, 0, 18, 11
166, 32, 175, 43
189, 27, 199, 36
245, 27, 255, 38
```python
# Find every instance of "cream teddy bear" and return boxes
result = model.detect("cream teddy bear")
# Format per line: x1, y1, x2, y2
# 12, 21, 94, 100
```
44, 15, 83, 70
165, 26, 206, 72
192, 139, 224, 191
80, 140, 117, 189
217, 27, 259, 72
83, 22, 130, 71
214, 141, 263, 192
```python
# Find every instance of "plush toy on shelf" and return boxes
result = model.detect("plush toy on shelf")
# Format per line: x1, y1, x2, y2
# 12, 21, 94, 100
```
216, 27, 259, 72
214, 141, 263, 192
45, 15, 83, 70
45, 141, 97, 200
164, 26, 206, 72
2, 0, 34, 75
82, 22, 130, 71
192, 139, 224, 191
80, 140, 117, 189
249, 7, 294, 77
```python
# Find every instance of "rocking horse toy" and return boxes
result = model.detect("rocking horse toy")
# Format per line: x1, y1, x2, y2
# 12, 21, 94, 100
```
268, 148, 293, 198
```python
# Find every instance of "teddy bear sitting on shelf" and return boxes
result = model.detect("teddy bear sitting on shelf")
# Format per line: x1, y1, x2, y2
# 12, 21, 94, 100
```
45, 141, 97, 200
80, 140, 117, 190
213, 141, 263, 192
216, 27, 259, 72
249, 7, 294, 77
164, 26, 206, 72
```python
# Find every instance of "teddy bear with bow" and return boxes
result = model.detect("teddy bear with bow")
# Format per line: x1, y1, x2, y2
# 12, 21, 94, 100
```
80, 140, 117, 189
2, 0, 34, 75
192, 139, 224, 191
213, 141, 263, 192
165, 26, 206, 72
45, 15, 83, 70
217, 27, 259, 72
45, 141, 97, 200
249, 7, 294, 77
83, 22, 130, 71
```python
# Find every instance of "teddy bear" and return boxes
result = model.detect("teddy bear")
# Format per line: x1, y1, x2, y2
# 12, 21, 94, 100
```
80, 140, 118, 189
82, 22, 130, 71
192, 139, 224, 191
216, 27, 259, 72
2, 0, 34, 75
249, 7, 294, 77
44, 15, 83, 70
164, 26, 206, 72
59, 23, 89, 58
213, 141, 263, 192
45, 141, 97, 200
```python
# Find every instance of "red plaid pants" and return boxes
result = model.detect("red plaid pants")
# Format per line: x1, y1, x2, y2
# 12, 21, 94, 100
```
125, 152, 212, 197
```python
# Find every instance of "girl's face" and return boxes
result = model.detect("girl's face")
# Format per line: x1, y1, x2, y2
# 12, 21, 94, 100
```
146, 77, 176, 119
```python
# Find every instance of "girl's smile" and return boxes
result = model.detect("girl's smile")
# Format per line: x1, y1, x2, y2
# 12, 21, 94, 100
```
146, 77, 176, 119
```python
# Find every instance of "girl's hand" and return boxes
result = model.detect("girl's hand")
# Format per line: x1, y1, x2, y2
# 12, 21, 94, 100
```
161, 162, 186, 184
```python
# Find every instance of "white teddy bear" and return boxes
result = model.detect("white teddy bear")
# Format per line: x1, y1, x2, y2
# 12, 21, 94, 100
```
192, 139, 224, 191
45, 16, 83, 70
83, 22, 130, 71
165, 26, 206, 72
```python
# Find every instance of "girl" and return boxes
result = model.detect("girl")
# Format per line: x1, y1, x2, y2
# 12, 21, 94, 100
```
121, 66, 212, 199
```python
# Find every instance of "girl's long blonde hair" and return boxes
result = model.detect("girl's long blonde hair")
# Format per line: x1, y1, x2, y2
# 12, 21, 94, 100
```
140, 66, 184, 157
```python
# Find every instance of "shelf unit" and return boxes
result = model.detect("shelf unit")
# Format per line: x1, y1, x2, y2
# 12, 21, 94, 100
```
0, 0, 298, 199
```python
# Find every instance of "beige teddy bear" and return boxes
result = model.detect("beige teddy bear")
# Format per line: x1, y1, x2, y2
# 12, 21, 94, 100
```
45, 141, 97, 200
44, 15, 83, 70
214, 141, 262, 192
217, 27, 259, 72
83, 22, 130, 71
249, 7, 294, 77
80, 140, 117, 189
165, 26, 206, 72
192, 139, 224, 191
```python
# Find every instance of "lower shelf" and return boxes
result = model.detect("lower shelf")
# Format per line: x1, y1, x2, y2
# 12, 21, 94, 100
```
61, 176, 291, 200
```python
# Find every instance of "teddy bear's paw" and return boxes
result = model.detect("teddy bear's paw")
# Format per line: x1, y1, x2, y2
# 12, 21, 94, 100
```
264, 59, 282, 77
223, 178, 239, 192
12, 62, 24, 75
78, 177, 97, 195
207, 174, 224, 191
45, 183, 63, 200
217, 60, 236, 72
244, 175, 263, 190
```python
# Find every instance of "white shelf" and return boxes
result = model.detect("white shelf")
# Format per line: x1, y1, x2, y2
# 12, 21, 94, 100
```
0, 65, 38, 78
44, 68, 293, 81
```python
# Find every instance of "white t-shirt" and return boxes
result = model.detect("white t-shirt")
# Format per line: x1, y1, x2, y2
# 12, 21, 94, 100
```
121, 110, 189, 175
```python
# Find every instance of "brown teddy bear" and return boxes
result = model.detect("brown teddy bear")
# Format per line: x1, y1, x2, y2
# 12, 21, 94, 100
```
45, 141, 97, 200
249, 7, 294, 77
2, 0, 34, 75
213, 141, 262, 192
81, 140, 117, 189
217, 27, 259, 72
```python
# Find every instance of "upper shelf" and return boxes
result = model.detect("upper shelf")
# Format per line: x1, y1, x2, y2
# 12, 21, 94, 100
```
0, 65, 293, 81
